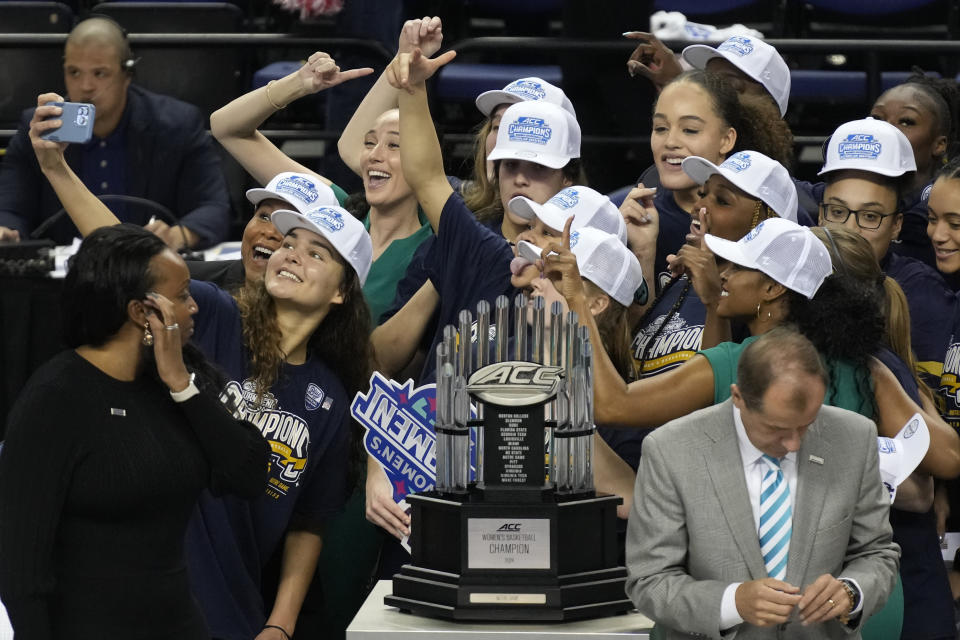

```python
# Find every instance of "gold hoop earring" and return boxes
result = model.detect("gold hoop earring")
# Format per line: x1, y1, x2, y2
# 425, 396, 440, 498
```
756, 302, 771, 321
142, 323, 154, 346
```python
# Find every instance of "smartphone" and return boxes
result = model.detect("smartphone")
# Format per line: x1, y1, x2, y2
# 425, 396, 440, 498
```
41, 102, 96, 144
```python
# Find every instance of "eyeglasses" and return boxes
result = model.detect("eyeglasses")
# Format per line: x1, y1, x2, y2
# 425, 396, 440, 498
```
819, 203, 895, 230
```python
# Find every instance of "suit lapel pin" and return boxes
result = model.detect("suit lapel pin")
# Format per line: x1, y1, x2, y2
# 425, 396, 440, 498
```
808, 454, 824, 465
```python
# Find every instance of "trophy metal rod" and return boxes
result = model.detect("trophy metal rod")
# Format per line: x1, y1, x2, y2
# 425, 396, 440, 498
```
495, 295, 510, 363
532, 296, 545, 365
514, 292, 527, 363
581, 332, 595, 492
475, 300, 490, 486
435, 342, 453, 493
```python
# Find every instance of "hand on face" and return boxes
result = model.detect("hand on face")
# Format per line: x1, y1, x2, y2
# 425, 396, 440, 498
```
142, 291, 192, 392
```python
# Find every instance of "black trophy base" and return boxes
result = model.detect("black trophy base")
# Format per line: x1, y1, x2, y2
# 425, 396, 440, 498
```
385, 491, 633, 621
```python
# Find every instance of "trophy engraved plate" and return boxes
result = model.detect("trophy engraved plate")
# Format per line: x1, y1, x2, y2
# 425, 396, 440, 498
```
485, 406, 543, 487
466, 518, 550, 569
469, 592, 548, 605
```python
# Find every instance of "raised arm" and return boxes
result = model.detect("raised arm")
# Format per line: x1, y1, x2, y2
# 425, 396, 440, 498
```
29, 94, 120, 235
390, 48, 457, 231
871, 357, 960, 479
209, 53, 373, 186
540, 220, 715, 429
337, 17, 443, 175
371, 280, 439, 377
620, 185, 659, 321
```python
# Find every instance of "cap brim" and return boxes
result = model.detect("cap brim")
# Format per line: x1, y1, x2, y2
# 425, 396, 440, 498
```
488, 147, 570, 169
475, 90, 522, 117
681, 156, 722, 186
516, 240, 543, 263
508, 196, 540, 221
703, 233, 755, 270
681, 44, 722, 70
270, 209, 321, 239
246, 187, 292, 208
817, 163, 909, 178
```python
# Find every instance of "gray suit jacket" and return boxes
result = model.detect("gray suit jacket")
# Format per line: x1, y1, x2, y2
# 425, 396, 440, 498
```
625, 399, 899, 639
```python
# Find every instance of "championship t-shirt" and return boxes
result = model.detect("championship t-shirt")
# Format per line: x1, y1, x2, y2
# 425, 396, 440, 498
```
938, 293, 960, 430
184, 280, 350, 640
883, 250, 955, 390
630, 276, 705, 378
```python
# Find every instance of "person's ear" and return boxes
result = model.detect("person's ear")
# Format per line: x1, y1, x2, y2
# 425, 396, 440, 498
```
718, 126, 737, 158
891, 212, 904, 241
934, 134, 948, 161
730, 383, 744, 409
762, 278, 787, 304
587, 292, 610, 317
127, 298, 148, 325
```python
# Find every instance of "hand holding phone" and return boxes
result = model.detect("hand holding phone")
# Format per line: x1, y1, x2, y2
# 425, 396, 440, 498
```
41, 102, 96, 144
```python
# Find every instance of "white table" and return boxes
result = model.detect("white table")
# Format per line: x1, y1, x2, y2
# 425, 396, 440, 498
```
347, 580, 654, 639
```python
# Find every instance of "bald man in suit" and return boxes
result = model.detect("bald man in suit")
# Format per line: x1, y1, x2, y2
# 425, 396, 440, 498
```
625, 328, 899, 639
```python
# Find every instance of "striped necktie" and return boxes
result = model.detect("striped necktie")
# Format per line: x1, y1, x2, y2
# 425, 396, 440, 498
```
759, 454, 791, 580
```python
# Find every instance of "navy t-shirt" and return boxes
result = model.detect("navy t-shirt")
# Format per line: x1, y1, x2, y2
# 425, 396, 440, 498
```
891, 181, 936, 269
631, 276, 705, 379
184, 280, 350, 640
938, 293, 960, 430
419, 193, 518, 383
882, 251, 955, 391
874, 346, 956, 639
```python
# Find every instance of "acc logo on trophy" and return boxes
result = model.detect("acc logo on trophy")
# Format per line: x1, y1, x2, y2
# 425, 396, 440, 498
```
467, 361, 563, 407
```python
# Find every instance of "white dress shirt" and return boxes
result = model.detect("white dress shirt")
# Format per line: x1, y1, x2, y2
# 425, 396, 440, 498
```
718, 405, 862, 630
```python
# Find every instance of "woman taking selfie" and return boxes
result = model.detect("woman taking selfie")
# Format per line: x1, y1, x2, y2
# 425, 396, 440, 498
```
21, 92, 374, 640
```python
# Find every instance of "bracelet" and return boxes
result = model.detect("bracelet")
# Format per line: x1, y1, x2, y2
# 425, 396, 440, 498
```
837, 579, 858, 625
169, 372, 199, 403
265, 80, 286, 110
263, 624, 292, 640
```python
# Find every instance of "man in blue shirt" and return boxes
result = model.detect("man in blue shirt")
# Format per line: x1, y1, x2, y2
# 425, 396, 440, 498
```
0, 17, 230, 249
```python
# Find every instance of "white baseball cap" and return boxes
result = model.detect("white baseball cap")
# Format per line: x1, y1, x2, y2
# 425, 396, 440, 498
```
246, 172, 339, 213
818, 118, 917, 178
487, 101, 581, 170
703, 218, 832, 299
271, 206, 373, 285
518, 228, 642, 307
681, 151, 798, 222
475, 76, 577, 118
682, 36, 790, 117
508, 186, 628, 244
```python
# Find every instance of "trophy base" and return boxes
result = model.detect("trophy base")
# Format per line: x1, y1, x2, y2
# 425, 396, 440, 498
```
385, 492, 633, 621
